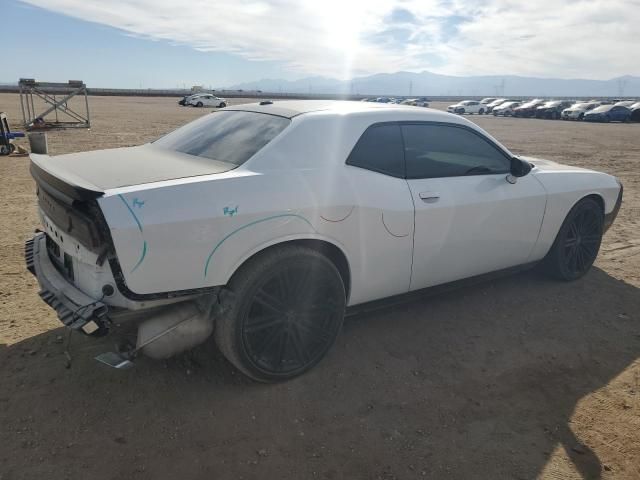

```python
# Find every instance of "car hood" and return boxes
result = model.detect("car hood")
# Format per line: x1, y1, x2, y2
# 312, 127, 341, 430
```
30, 144, 235, 196
521, 156, 592, 174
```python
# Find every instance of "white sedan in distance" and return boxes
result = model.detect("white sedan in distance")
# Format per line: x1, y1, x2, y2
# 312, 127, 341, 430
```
447, 100, 486, 115
188, 94, 227, 108
26, 100, 623, 382
493, 101, 521, 116
562, 101, 600, 120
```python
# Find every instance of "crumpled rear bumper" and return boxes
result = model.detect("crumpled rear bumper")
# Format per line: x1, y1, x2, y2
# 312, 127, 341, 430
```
25, 232, 108, 334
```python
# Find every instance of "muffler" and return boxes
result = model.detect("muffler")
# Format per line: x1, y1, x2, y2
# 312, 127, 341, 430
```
135, 299, 214, 360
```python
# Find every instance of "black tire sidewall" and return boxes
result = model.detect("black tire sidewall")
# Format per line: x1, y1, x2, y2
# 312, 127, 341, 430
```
545, 198, 604, 281
216, 246, 346, 382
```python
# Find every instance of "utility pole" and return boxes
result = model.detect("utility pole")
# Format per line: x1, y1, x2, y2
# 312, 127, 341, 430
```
618, 78, 628, 97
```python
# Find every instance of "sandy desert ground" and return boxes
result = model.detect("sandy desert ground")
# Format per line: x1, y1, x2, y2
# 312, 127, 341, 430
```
0, 93, 639, 479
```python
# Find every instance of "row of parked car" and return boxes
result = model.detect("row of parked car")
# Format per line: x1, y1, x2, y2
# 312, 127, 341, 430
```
361, 97, 431, 107
178, 93, 227, 108
447, 97, 640, 122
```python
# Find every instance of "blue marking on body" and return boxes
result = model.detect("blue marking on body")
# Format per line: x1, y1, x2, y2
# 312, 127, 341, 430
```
131, 240, 147, 272
204, 214, 315, 278
118, 194, 147, 272
223, 206, 238, 216
118, 194, 143, 232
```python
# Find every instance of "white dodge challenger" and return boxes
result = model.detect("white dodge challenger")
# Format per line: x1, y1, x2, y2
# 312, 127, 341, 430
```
26, 100, 623, 381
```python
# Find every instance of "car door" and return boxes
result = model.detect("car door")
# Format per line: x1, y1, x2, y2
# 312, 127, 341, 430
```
611, 106, 627, 121
344, 123, 415, 302
402, 122, 547, 290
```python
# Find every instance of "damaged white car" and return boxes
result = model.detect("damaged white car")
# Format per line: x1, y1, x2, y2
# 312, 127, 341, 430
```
26, 100, 622, 382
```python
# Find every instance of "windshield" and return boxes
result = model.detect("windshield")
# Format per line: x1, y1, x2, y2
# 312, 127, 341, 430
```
154, 110, 290, 166
590, 105, 612, 113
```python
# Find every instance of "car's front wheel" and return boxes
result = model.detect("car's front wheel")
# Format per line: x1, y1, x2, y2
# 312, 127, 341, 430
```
214, 245, 346, 382
219, 102, 226, 108
542, 198, 604, 281
196, 101, 203, 107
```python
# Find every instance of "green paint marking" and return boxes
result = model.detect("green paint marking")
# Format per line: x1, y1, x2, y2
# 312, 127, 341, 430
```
204, 214, 315, 278
118, 194, 146, 272
131, 240, 147, 273
118, 194, 143, 232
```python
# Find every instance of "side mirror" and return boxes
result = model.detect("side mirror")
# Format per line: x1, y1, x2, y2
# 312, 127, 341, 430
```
510, 157, 532, 177
506, 157, 532, 184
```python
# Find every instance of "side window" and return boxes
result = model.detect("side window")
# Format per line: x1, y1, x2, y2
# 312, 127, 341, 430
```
402, 124, 510, 179
346, 124, 404, 178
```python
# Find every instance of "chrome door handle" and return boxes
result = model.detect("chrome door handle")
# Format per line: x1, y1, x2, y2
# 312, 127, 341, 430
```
419, 192, 440, 202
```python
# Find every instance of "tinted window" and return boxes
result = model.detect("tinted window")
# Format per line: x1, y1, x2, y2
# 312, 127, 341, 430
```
402, 124, 510, 179
154, 111, 290, 166
346, 124, 404, 177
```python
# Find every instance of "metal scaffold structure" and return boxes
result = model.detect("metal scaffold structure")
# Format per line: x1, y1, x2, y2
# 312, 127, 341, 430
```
19, 78, 90, 130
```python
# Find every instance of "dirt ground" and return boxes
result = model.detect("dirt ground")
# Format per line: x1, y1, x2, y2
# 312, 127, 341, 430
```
1, 94, 639, 480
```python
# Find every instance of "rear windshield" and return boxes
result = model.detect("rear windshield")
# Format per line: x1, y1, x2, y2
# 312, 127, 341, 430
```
154, 110, 290, 166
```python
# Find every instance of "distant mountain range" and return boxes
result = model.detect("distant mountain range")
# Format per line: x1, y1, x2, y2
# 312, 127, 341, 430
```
228, 71, 640, 98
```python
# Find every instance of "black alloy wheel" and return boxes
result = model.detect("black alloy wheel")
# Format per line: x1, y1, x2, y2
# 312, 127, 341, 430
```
543, 198, 604, 281
215, 245, 346, 382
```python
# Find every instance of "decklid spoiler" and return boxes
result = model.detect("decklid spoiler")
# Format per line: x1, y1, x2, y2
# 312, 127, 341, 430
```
30, 144, 235, 200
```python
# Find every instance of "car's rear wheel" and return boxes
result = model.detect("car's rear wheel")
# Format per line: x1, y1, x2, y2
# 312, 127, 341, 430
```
214, 245, 346, 382
219, 102, 227, 108
479, 108, 485, 115
542, 198, 604, 281
196, 101, 203, 107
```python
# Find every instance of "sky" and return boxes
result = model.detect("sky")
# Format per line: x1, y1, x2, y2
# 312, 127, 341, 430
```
3, 0, 640, 88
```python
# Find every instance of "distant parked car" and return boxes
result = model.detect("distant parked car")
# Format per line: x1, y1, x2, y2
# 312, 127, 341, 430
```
584, 104, 631, 123
613, 100, 636, 107
535, 100, 573, 120
629, 102, 640, 122
447, 100, 486, 115
561, 101, 600, 120
480, 97, 497, 105
514, 99, 546, 117
179, 93, 205, 106
493, 101, 521, 116
401, 97, 430, 107
375, 97, 393, 103
485, 98, 509, 113
189, 94, 227, 108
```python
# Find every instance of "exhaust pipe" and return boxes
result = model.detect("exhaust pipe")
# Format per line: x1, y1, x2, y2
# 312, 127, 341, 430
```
95, 297, 216, 368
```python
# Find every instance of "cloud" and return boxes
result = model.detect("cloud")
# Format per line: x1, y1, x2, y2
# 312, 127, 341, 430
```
22, 0, 640, 79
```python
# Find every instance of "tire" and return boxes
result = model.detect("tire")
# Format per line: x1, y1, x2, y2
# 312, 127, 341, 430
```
479, 108, 485, 115
578, 113, 584, 121
196, 101, 203, 108
458, 108, 465, 115
219, 102, 226, 108
214, 245, 346, 382
0, 145, 9, 156
541, 198, 604, 281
